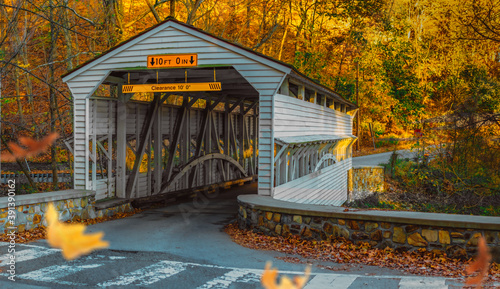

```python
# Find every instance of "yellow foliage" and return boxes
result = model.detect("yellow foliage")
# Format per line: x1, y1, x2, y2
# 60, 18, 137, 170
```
45, 203, 109, 260
126, 146, 152, 173
244, 146, 253, 158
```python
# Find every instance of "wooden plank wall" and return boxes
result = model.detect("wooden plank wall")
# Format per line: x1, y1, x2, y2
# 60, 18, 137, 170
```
274, 93, 353, 138
273, 159, 351, 206
88, 98, 257, 199
272, 93, 354, 205
88, 98, 116, 200
65, 23, 285, 196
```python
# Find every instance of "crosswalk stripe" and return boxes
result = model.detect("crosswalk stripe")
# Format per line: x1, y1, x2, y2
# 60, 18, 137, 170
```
398, 277, 448, 289
18, 264, 103, 286
303, 274, 357, 289
83, 254, 127, 261
0, 247, 59, 264
97, 260, 186, 287
196, 269, 249, 288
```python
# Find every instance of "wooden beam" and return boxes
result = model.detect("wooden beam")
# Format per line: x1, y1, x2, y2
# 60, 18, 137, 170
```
230, 116, 238, 161
274, 144, 289, 163
126, 141, 136, 155
209, 94, 226, 110
163, 153, 248, 191
104, 75, 126, 84
227, 98, 245, 114
96, 140, 111, 160
125, 94, 161, 198
206, 100, 212, 184
194, 107, 210, 157
153, 94, 162, 195
116, 86, 127, 198
238, 103, 245, 165
211, 111, 222, 153
280, 78, 289, 95
298, 85, 305, 100
224, 102, 230, 178
243, 101, 258, 115
161, 97, 189, 191
107, 100, 113, 198
253, 114, 258, 177
92, 100, 97, 191
182, 97, 191, 188
188, 95, 201, 107
189, 164, 198, 187
217, 159, 227, 182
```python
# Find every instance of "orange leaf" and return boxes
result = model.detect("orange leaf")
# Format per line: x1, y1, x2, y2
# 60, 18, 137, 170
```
2, 133, 59, 161
261, 262, 310, 289
465, 236, 491, 287
45, 203, 109, 260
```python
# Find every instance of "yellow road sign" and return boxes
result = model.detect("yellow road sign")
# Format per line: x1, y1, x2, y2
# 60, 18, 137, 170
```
122, 82, 221, 93
147, 54, 198, 68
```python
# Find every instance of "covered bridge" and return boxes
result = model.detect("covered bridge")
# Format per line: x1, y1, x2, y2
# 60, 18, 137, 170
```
62, 18, 357, 206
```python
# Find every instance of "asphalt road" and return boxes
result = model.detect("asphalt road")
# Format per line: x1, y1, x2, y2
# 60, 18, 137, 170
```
0, 183, 470, 288
352, 150, 417, 167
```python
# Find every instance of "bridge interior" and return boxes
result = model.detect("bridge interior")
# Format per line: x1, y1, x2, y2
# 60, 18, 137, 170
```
87, 66, 259, 200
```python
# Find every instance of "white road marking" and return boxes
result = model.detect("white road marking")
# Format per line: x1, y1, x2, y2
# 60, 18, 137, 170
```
0, 245, 488, 288
303, 274, 357, 289
238, 272, 261, 283
18, 264, 103, 286
398, 277, 448, 289
197, 269, 249, 288
0, 247, 59, 264
83, 254, 127, 261
109, 256, 127, 260
97, 260, 186, 287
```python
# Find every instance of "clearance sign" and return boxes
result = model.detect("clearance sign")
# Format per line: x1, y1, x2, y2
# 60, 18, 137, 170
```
122, 82, 221, 93
147, 54, 197, 68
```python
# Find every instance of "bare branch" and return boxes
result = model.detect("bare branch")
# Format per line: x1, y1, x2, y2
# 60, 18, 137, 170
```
252, 24, 279, 50
0, 3, 94, 39
1, 60, 71, 103
53, 4, 96, 26
145, 0, 161, 23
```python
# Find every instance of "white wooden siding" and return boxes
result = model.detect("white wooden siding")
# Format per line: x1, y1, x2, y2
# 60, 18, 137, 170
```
65, 22, 287, 197
272, 93, 354, 205
274, 93, 353, 138
274, 159, 351, 206
90, 178, 115, 200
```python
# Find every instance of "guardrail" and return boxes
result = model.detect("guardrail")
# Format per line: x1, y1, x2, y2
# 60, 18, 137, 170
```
0, 173, 72, 183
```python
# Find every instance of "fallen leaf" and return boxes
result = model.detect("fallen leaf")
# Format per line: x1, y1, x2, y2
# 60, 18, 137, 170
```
465, 236, 491, 287
45, 203, 109, 260
261, 261, 310, 289
2, 133, 59, 161
225, 222, 500, 283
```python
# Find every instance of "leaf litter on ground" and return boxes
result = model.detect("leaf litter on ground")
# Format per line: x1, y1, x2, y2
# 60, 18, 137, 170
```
224, 223, 500, 285
0, 209, 141, 244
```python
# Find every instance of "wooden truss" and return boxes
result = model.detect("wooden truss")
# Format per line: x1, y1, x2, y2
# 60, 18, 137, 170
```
90, 88, 260, 199
274, 137, 356, 187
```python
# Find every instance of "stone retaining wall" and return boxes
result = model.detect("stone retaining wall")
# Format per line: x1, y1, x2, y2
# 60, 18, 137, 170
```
95, 203, 134, 218
348, 166, 384, 201
0, 190, 133, 233
238, 200, 500, 260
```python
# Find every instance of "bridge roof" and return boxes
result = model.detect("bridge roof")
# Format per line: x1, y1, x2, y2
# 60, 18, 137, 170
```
62, 17, 355, 109
275, 134, 356, 146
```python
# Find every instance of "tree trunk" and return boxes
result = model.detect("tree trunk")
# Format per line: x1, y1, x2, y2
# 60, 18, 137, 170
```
48, 0, 59, 190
